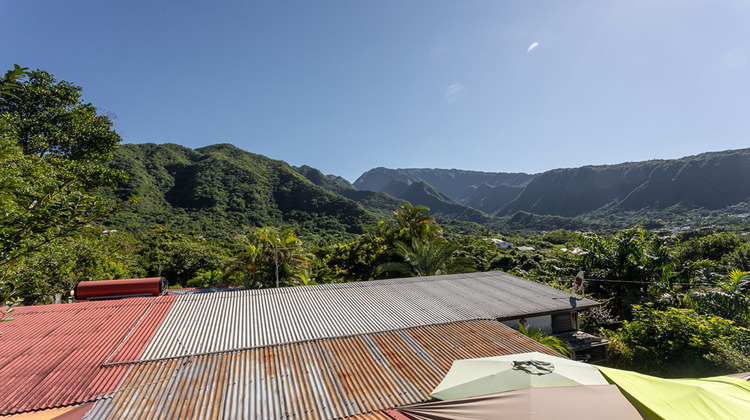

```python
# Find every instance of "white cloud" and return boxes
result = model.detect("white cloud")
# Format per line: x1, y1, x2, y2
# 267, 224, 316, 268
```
446, 83, 465, 103
527, 42, 539, 53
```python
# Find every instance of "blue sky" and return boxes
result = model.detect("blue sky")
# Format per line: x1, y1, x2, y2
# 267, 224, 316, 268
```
4, 1, 750, 182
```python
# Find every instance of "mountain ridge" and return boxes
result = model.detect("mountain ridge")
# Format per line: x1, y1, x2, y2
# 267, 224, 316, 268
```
105, 144, 750, 239
354, 167, 536, 203
354, 148, 750, 222
106, 143, 378, 239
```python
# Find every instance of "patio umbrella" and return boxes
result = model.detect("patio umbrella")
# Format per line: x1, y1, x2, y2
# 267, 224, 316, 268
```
729, 372, 750, 381
430, 352, 609, 401
401, 385, 643, 420
599, 366, 750, 420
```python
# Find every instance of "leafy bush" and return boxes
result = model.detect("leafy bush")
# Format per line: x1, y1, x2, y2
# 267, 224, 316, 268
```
137, 229, 226, 286
729, 242, 750, 271
677, 233, 741, 268
186, 269, 225, 288
607, 304, 750, 377
542, 229, 577, 245
684, 269, 750, 327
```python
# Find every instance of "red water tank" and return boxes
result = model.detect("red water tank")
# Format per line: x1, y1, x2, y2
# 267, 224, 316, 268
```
74, 277, 168, 300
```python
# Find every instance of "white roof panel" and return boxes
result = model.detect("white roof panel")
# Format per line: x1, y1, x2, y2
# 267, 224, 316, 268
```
140, 271, 599, 361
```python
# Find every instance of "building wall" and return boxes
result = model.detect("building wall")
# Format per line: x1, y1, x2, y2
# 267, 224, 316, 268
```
501, 315, 552, 333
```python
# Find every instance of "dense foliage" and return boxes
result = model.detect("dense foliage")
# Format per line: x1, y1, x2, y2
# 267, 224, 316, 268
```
608, 305, 750, 377
105, 143, 377, 241
1, 67, 129, 306
224, 226, 310, 288
517, 226, 750, 377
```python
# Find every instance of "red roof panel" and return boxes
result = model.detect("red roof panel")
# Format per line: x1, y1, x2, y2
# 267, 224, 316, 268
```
0, 295, 176, 415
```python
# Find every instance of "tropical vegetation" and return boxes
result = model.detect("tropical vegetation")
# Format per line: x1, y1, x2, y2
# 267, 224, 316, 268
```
518, 323, 572, 357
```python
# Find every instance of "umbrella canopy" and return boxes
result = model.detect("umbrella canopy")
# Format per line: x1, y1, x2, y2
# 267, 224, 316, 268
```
430, 352, 608, 401
401, 385, 642, 420
599, 366, 750, 420
729, 372, 750, 381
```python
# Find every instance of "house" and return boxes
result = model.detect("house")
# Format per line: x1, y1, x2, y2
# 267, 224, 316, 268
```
0, 271, 602, 419
487, 238, 513, 250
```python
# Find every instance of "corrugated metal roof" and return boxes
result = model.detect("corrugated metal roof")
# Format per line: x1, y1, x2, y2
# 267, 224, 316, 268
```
340, 412, 397, 420
166, 285, 244, 295
87, 320, 558, 419
0, 403, 91, 420
0, 295, 176, 415
140, 271, 597, 360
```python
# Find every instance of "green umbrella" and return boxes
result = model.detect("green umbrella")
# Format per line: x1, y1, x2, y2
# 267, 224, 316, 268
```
599, 366, 750, 420
430, 352, 609, 401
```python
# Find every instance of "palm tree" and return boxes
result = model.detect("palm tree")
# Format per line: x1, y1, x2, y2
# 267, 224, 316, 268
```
392, 204, 443, 242
518, 323, 572, 357
375, 238, 471, 277
686, 268, 750, 326
225, 227, 309, 288
224, 243, 265, 288
578, 226, 652, 319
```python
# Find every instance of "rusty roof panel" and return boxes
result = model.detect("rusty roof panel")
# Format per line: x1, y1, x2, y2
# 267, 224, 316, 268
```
0, 295, 176, 415
141, 272, 597, 360
92, 320, 557, 419
0, 403, 92, 420
339, 413, 397, 420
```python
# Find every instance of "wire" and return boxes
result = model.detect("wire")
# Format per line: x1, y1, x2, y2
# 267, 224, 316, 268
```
566, 277, 715, 287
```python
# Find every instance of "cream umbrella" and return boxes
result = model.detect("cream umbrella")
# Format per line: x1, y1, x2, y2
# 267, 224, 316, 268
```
430, 352, 609, 401
403, 385, 643, 420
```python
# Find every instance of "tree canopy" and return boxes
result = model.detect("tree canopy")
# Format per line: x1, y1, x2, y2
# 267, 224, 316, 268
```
0, 69, 121, 161
0, 67, 127, 299
225, 226, 309, 288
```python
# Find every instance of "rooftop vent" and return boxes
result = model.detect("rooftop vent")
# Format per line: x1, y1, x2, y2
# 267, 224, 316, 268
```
74, 277, 168, 300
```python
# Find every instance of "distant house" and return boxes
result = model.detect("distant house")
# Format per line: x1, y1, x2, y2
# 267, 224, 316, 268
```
488, 238, 514, 250
1, 271, 604, 419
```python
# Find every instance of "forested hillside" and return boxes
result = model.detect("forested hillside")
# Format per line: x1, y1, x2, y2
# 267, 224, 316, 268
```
293, 165, 405, 220
354, 149, 750, 224
105, 143, 377, 239
397, 181, 493, 224
502, 149, 750, 216
106, 144, 750, 236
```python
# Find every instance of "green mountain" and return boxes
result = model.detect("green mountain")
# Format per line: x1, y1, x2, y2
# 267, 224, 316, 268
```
502, 149, 750, 217
352, 167, 538, 227
105, 143, 377, 239
501, 161, 656, 217
354, 167, 535, 203
396, 181, 493, 224
618, 150, 750, 210
293, 165, 405, 219
104, 143, 750, 240
464, 183, 526, 215
354, 149, 750, 224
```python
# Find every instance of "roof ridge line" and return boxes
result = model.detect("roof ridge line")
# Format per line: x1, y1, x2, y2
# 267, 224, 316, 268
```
102, 318, 501, 366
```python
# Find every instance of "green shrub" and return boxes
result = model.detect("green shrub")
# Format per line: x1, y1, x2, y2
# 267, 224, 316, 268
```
607, 304, 750, 377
